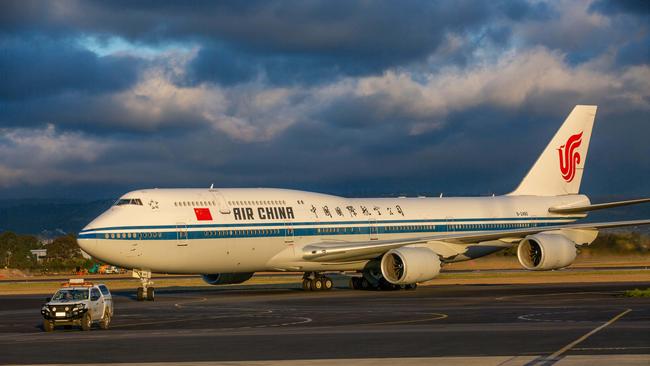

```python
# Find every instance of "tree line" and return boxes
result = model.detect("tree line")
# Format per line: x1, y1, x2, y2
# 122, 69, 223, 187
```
1, 231, 90, 272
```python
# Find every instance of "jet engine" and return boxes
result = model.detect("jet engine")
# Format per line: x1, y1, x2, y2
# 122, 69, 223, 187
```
380, 247, 441, 285
517, 233, 577, 271
201, 272, 254, 285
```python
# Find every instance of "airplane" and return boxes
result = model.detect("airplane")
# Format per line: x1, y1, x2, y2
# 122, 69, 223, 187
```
77, 105, 650, 301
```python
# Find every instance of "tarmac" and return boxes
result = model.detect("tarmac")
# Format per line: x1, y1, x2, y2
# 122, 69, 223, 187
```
0, 278, 649, 365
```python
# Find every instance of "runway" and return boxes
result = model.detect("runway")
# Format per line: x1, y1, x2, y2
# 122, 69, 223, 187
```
0, 279, 649, 365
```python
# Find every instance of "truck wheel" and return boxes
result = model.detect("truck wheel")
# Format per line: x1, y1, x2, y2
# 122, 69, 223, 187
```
146, 287, 155, 301
137, 287, 144, 301
81, 313, 92, 331
43, 320, 54, 332
99, 310, 111, 330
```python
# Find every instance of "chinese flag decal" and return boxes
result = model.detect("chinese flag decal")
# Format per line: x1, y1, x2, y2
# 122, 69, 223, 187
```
194, 208, 213, 221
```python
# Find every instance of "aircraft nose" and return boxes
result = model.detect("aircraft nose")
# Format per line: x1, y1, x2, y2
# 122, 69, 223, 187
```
77, 229, 98, 257
77, 211, 110, 257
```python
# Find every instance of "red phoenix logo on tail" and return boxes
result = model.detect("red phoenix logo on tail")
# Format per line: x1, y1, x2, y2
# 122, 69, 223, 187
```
558, 132, 583, 182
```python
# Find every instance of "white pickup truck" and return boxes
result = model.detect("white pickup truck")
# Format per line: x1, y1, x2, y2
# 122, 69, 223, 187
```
40, 279, 113, 332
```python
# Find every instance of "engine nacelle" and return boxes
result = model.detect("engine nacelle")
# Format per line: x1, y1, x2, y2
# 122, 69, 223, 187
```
380, 247, 441, 285
201, 272, 254, 285
517, 234, 577, 271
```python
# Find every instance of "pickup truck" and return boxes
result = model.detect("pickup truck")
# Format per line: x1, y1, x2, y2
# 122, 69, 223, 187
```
41, 279, 113, 331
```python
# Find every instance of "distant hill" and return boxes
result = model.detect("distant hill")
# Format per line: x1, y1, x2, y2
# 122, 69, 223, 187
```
0, 195, 648, 237
0, 199, 113, 237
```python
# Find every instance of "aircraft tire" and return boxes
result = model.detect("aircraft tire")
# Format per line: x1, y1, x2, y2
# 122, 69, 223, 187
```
43, 320, 54, 332
137, 287, 144, 301
312, 279, 323, 290
302, 279, 312, 291
379, 279, 393, 291
323, 277, 333, 290
360, 278, 370, 290
147, 287, 155, 301
350, 277, 360, 290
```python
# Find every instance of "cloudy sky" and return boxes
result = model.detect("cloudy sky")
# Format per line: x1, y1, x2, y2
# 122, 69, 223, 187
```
0, 0, 648, 200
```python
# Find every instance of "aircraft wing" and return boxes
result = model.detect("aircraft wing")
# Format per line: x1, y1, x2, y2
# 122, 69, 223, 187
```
548, 198, 650, 214
301, 219, 650, 262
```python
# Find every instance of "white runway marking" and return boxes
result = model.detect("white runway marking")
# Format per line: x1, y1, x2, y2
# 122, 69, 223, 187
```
547, 308, 632, 360
495, 291, 617, 301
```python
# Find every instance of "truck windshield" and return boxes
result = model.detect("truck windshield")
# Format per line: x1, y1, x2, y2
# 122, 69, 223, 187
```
52, 289, 89, 301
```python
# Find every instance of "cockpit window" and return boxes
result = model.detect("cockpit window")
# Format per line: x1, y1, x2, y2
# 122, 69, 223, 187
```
114, 198, 143, 206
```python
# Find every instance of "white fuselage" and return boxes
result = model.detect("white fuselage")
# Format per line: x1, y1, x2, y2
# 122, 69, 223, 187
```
77, 188, 587, 274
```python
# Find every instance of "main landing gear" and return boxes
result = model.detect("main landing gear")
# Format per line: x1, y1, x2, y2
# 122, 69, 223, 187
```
301, 272, 334, 291
133, 269, 155, 301
349, 269, 417, 291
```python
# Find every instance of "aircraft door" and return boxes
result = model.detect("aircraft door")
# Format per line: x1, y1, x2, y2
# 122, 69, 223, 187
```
177, 223, 189, 246
209, 189, 231, 214
369, 218, 378, 240
284, 223, 294, 243
446, 216, 455, 232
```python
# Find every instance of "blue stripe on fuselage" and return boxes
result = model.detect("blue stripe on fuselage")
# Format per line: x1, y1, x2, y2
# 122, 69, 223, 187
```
79, 216, 580, 233
78, 218, 575, 241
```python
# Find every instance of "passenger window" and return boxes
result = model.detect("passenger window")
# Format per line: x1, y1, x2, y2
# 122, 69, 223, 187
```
99, 285, 110, 295
91, 288, 101, 300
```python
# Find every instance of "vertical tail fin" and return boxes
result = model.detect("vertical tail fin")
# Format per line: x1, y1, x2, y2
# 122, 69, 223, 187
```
509, 105, 597, 196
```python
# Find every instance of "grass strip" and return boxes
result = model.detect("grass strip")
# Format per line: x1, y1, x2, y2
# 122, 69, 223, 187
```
623, 288, 650, 297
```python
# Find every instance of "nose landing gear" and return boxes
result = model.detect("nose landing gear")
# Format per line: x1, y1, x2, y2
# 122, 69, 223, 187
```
133, 269, 155, 301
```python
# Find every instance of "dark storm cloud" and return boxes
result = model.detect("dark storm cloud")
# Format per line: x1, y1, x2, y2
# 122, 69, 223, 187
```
497, 0, 555, 21
615, 37, 650, 67
187, 42, 398, 86
0, 36, 141, 100
1, 0, 546, 87
589, 0, 650, 16
0, 0, 648, 200
1, 1, 490, 53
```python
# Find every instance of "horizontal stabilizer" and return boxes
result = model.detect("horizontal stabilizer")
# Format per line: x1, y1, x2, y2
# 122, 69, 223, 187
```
549, 198, 650, 214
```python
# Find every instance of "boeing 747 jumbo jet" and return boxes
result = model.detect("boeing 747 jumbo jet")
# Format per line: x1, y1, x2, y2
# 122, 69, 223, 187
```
78, 105, 650, 300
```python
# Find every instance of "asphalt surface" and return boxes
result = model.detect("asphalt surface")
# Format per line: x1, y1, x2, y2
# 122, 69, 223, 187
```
0, 279, 649, 365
